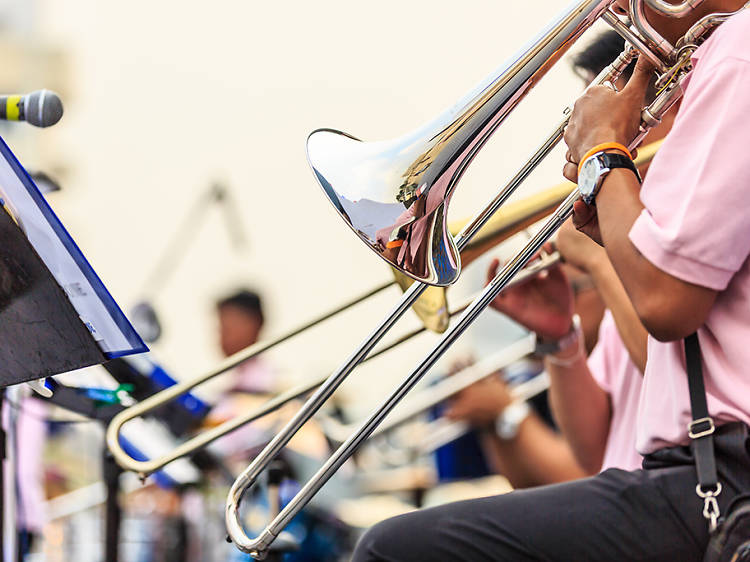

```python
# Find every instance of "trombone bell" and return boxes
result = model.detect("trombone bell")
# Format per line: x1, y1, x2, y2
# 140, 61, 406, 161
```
307, 129, 460, 286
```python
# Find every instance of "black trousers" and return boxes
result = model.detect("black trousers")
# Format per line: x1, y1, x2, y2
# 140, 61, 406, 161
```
352, 423, 750, 562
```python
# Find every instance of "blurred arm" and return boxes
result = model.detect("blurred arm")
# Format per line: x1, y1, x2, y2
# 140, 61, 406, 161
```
480, 414, 588, 488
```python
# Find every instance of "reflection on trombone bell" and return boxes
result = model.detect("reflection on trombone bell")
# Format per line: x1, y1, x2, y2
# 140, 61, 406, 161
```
226, 0, 719, 553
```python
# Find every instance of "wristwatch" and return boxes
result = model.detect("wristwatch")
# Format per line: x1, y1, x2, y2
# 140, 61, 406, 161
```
578, 151, 641, 205
535, 314, 582, 356
495, 400, 531, 440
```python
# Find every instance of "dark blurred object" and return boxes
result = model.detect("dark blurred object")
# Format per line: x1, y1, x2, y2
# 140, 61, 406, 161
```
28, 171, 62, 194
129, 300, 162, 343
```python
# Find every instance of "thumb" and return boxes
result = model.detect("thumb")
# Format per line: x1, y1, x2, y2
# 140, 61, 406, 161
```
622, 56, 656, 99
487, 257, 500, 285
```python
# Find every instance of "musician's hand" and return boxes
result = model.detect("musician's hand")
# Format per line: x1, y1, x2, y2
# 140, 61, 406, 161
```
487, 256, 574, 340
445, 376, 513, 427
568, 202, 605, 249
563, 57, 654, 163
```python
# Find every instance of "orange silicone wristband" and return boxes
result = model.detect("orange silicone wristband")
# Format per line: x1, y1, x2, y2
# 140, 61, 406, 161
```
577, 142, 633, 175
386, 239, 404, 249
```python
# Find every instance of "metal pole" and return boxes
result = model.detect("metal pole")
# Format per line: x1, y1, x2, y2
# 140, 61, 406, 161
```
103, 452, 122, 562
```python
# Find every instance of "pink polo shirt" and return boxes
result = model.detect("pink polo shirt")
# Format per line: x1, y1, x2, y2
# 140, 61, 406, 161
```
588, 311, 643, 471
627, 8, 750, 454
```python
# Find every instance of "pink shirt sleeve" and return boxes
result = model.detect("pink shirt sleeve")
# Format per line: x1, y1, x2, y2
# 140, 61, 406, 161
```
629, 57, 750, 291
587, 311, 615, 394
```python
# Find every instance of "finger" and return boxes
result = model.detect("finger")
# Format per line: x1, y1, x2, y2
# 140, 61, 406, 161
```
571, 199, 596, 228
563, 162, 578, 183
444, 403, 464, 420
622, 56, 656, 99
487, 257, 500, 285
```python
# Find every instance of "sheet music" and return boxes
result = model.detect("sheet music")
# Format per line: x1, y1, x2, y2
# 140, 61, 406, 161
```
0, 136, 146, 358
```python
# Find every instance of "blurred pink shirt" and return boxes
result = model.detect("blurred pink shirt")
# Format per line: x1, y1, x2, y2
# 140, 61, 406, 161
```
628, 9, 750, 454
588, 311, 643, 471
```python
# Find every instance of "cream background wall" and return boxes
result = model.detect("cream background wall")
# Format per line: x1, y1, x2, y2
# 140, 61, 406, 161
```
6, 1, 608, 413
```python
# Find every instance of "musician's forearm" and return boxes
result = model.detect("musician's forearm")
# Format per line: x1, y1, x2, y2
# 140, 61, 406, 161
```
482, 414, 588, 488
546, 353, 611, 474
586, 254, 647, 373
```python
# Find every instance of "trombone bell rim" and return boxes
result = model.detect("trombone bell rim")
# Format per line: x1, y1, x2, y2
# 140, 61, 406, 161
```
307, 127, 461, 287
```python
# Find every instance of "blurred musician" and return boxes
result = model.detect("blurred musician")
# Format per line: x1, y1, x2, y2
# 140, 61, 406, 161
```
206, 288, 283, 467
353, 4, 750, 557
216, 289, 273, 394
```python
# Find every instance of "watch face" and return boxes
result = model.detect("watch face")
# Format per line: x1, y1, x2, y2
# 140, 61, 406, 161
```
579, 156, 603, 203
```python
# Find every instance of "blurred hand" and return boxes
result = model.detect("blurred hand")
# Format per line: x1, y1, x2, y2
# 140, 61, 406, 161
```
445, 375, 513, 427
556, 218, 606, 273
487, 256, 574, 340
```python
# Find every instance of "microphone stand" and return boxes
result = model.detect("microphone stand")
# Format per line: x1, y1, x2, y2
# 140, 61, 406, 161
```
138, 182, 248, 303
103, 452, 123, 562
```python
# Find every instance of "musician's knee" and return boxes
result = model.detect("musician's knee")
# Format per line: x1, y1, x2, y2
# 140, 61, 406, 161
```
351, 516, 402, 562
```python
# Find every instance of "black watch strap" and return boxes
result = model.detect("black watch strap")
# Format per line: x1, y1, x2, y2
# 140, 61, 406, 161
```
599, 152, 642, 183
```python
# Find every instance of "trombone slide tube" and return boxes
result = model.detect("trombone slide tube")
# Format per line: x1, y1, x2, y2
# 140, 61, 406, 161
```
226, 190, 581, 558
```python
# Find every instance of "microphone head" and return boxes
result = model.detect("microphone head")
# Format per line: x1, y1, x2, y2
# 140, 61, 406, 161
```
25, 90, 63, 128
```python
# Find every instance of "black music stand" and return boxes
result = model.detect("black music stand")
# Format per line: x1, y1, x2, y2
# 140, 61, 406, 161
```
0, 208, 105, 384
0, 207, 108, 559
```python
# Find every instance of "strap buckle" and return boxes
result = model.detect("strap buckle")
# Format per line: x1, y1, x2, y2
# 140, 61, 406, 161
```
696, 483, 722, 532
688, 417, 715, 439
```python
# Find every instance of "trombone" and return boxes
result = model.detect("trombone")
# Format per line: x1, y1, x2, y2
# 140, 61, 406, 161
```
105, 185, 570, 479
226, 0, 731, 556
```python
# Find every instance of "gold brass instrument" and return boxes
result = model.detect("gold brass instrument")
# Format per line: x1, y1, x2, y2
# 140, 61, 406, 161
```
105, 186, 568, 479
225, 0, 739, 555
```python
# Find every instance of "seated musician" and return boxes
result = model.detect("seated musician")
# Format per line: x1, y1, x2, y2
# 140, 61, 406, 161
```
444, 30, 659, 487
353, 3, 750, 559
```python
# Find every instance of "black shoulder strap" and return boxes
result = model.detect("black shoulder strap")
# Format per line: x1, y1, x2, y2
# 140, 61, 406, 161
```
684, 333, 723, 531
684, 333, 719, 492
